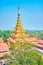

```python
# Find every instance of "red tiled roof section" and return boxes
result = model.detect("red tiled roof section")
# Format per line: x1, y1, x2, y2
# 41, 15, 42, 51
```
0, 38, 9, 57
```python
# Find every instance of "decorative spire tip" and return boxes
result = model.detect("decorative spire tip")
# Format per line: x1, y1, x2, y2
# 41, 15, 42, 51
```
18, 5, 20, 18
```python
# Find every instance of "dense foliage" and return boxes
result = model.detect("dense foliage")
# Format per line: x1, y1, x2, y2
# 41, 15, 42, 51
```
0, 30, 43, 65
3, 42, 43, 65
0, 30, 12, 42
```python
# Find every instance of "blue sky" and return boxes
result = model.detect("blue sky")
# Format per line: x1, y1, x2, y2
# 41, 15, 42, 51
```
0, 0, 43, 30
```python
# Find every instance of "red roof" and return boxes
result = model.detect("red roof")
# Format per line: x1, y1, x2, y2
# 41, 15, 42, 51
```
38, 40, 43, 44
0, 42, 9, 57
0, 45, 9, 52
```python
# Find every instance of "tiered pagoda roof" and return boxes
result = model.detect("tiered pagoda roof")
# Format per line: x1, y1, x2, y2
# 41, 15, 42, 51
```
12, 6, 29, 39
7, 6, 43, 50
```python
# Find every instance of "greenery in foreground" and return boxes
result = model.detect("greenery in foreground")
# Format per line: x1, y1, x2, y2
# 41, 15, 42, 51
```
3, 42, 43, 65
0, 30, 43, 65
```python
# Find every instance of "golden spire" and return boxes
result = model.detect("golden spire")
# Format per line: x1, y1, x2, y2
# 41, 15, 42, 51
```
14, 5, 24, 35
12, 6, 29, 39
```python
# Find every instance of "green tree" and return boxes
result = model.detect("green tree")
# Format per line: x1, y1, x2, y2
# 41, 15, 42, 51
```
3, 42, 43, 65
38, 32, 43, 40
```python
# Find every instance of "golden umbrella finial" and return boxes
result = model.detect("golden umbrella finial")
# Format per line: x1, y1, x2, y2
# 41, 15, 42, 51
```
18, 5, 20, 18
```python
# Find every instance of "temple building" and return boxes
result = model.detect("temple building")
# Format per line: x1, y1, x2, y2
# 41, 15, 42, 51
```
7, 6, 43, 50
7, 6, 29, 44
0, 6, 43, 65
12, 6, 29, 39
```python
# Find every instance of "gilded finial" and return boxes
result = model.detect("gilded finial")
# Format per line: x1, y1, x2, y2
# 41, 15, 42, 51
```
18, 5, 20, 18
18, 5, 20, 11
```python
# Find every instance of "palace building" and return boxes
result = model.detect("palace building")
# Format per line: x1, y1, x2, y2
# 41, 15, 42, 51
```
7, 6, 43, 50
0, 6, 43, 65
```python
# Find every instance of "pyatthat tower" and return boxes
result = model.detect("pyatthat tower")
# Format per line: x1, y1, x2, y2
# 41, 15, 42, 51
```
7, 6, 43, 51
12, 6, 29, 39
